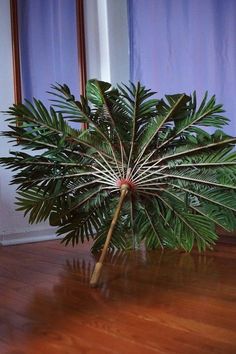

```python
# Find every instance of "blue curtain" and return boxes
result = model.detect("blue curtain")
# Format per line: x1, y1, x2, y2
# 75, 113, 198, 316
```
128, 0, 236, 135
17, 0, 80, 104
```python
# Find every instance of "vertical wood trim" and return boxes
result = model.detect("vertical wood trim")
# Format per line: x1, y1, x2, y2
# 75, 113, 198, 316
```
10, 0, 87, 127
76, 0, 88, 129
76, 0, 87, 95
10, 0, 22, 104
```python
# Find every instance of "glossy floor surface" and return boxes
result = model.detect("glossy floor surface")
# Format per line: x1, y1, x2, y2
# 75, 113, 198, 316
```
1, 241, 236, 353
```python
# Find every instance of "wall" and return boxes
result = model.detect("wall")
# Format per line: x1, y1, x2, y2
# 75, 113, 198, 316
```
0, 0, 56, 245
84, 0, 129, 85
0, 0, 129, 246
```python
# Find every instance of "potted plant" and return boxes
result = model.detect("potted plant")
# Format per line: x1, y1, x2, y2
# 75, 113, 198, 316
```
1, 79, 236, 286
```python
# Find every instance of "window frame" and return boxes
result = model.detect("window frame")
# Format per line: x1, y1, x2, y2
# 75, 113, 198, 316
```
10, 0, 87, 128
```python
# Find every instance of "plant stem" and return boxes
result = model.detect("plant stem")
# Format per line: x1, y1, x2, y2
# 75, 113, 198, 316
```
90, 184, 129, 287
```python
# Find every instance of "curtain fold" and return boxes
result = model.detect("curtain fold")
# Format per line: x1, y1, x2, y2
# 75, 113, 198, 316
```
17, 0, 80, 103
128, 0, 236, 135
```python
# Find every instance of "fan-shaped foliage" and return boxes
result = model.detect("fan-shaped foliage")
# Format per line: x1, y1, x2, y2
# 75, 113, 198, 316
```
1, 79, 236, 254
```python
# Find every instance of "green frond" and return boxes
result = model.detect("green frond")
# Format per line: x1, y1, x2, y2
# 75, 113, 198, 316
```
91, 201, 133, 252
136, 93, 190, 160
163, 187, 236, 232
156, 193, 217, 251
57, 208, 103, 246
1, 79, 236, 255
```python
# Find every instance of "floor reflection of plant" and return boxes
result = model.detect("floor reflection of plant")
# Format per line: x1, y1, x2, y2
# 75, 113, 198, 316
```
26, 248, 219, 317
8, 247, 224, 353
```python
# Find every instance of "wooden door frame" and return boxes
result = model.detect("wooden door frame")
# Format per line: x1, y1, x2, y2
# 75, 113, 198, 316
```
10, 0, 22, 104
10, 0, 87, 108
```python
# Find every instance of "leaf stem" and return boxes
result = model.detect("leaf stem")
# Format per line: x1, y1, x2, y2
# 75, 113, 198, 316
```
90, 184, 129, 287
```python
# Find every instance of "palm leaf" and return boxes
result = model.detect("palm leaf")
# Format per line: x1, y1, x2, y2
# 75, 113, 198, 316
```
1, 79, 236, 286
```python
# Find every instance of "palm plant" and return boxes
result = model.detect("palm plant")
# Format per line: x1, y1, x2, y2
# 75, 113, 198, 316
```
1, 79, 236, 286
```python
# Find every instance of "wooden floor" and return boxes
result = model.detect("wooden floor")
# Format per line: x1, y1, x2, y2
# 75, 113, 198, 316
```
1, 241, 236, 354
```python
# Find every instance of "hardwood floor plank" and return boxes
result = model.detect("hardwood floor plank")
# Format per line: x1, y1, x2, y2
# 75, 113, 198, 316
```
1, 241, 236, 353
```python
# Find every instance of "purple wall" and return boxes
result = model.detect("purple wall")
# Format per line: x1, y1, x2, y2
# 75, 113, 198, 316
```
17, 0, 80, 104
128, 0, 236, 135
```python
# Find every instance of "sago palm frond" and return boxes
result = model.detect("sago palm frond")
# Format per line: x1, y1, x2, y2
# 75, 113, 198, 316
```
1, 79, 236, 286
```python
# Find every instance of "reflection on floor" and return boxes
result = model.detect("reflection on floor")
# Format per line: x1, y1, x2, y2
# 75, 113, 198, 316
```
0, 240, 236, 353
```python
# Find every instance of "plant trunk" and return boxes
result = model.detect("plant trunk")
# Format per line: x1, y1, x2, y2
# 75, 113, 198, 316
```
90, 184, 129, 287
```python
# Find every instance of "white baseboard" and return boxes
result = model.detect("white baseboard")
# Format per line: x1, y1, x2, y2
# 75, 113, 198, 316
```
0, 228, 62, 246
